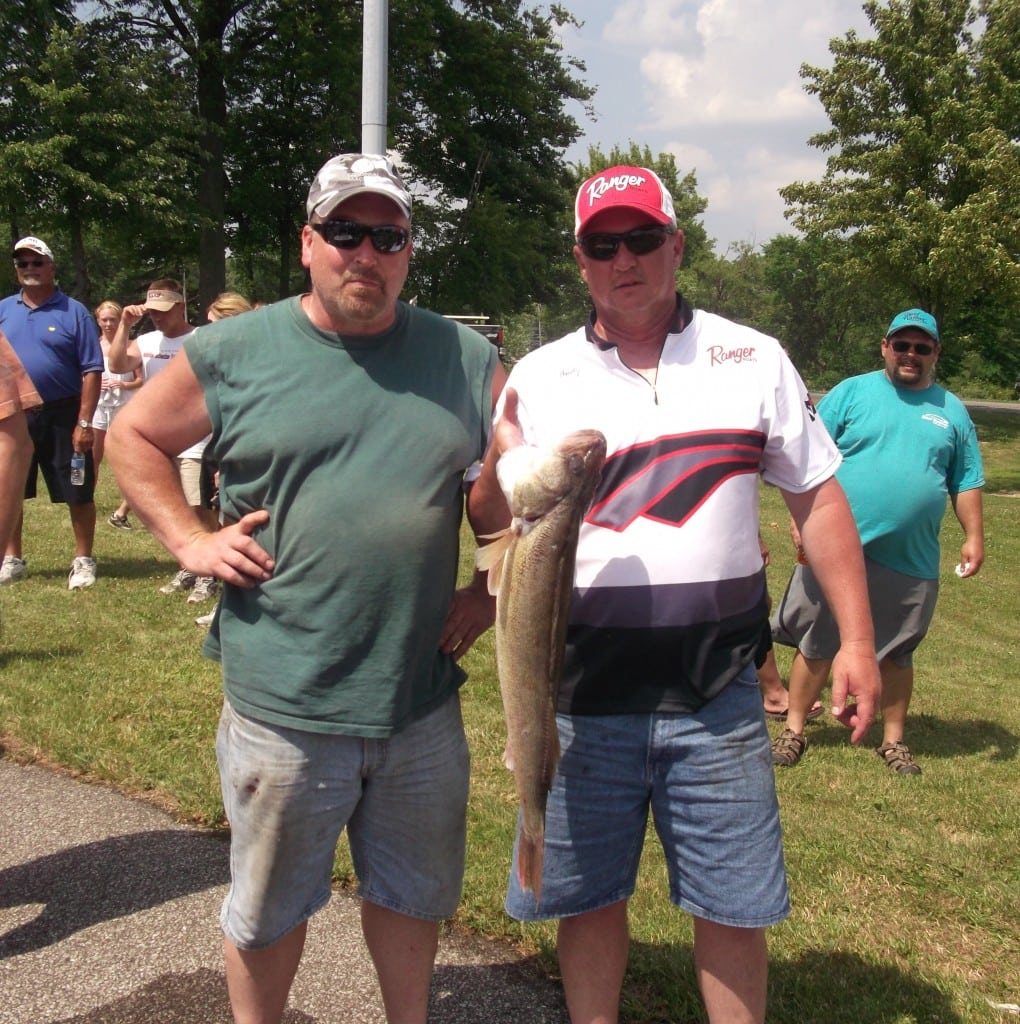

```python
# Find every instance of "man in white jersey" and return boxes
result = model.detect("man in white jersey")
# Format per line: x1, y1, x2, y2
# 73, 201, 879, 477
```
468, 165, 882, 1024
107, 279, 218, 600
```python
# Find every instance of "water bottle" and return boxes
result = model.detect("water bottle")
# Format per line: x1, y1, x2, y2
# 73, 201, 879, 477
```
70, 451, 85, 487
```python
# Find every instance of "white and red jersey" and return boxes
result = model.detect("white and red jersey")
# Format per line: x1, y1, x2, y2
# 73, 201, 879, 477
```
502, 298, 840, 713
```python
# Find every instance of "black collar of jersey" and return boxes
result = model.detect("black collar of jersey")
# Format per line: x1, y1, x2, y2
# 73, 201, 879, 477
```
585, 292, 694, 352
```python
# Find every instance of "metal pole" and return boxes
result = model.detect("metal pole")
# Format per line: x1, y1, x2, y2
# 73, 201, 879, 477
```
362, 0, 388, 155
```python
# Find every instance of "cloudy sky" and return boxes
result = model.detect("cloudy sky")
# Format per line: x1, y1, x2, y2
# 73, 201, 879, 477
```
558, 1, 875, 251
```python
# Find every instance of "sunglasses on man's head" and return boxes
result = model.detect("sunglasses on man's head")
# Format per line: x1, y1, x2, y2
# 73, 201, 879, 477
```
889, 339, 935, 356
578, 225, 674, 261
14, 258, 47, 269
311, 220, 409, 254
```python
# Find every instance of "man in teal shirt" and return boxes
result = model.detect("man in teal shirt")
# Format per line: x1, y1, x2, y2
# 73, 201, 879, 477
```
771, 308, 985, 774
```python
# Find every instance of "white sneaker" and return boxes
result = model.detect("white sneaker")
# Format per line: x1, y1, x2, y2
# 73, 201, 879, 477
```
0, 556, 27, 585
68, 556, 97, 590
194, 610, 216, 627
159, 569, 197, 595
187, 576, 219, 604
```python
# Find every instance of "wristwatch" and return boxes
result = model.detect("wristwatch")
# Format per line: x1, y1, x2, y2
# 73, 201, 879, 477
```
77, 419, 93, 429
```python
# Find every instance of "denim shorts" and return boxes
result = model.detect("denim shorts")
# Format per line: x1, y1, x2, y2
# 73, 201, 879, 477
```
505, 666, 790, 929
217, 693, 470, 950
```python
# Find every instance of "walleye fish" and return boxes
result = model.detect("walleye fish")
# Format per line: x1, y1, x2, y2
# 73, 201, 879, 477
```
477, 429, 607, 900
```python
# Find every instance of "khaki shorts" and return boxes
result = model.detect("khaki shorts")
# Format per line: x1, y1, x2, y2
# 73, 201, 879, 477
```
177, 457, 203, 507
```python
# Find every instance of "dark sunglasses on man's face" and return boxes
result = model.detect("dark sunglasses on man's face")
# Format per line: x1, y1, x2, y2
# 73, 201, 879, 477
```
311, 220, 409, 254
14, 258, 47, 269
889, 339, 935, 356
578, 225, 674, 261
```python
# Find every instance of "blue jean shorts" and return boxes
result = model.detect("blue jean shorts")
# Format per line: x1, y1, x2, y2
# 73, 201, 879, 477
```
217, 693, 470, 950
505, 666, 790, 929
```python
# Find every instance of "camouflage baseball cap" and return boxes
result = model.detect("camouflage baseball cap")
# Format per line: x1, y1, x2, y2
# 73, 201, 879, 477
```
306, 154, 412, 222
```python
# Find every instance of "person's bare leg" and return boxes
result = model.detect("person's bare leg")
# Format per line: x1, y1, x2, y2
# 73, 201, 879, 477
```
757, 649, 788, 711
0, 417, 30, 553
92, 429, 106, 478
4, 507, 24, 559
557, 901, 629, 1024
784, 652, 832, 735
223, 923, 306, 1024
694, 918, 767, 1024
879, 658, 913, 746
68, 501, 96, 558
361, 901, 438, 1024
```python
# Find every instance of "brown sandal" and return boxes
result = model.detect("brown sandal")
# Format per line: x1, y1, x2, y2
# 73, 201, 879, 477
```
771, 728, 807, 767
877, 741, 922, 775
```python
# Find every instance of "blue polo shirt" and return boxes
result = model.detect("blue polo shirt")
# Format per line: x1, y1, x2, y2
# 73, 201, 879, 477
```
0, 288, 103, 403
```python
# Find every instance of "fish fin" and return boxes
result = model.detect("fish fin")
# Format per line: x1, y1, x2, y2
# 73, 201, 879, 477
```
475, 529, 513, 596
502, 741, 515, 772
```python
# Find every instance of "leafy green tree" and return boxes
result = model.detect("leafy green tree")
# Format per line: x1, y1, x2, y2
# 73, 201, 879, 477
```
781, 0, 1020, 380
1, 15, 202, 306
0, 0, 75, 243
758, 233, 889, 382
102, 0, 256, 310
394, 1, 593, 317
687, 242, 772, 326
99, 0, 592, 315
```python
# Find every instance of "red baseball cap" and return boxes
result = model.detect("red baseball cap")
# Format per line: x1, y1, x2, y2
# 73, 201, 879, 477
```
575, 165, 677, 236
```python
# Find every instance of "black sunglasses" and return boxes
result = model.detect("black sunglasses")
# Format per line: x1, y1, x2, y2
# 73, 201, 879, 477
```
14, 258, 47, 269
890, 339, 935, 356
311, 220, 409, 254
578, 225, 674, 261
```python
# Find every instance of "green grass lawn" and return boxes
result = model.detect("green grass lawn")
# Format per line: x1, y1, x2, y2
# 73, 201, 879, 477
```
2, 411, 1018, 1023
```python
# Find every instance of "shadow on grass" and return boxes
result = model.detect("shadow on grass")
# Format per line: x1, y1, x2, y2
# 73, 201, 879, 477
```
792, 715, 1017, 763
0, 645, 82, 665
0, 829, 229, 959
625, 940, 966, 1024
18, 555, 174, 584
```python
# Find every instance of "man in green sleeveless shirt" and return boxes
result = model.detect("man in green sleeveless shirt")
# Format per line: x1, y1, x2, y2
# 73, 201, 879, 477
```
109, 154, 505, 1024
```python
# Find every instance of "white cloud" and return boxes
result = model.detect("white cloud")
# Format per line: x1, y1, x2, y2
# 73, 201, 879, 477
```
563, 0, 874, 246
604, 0, 697, 48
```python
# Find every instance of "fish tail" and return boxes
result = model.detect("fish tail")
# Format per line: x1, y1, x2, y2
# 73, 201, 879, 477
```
517, 830, 545, 904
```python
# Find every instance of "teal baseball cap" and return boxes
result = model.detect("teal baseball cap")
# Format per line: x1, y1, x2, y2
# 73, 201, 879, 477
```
886, 308, 940, 342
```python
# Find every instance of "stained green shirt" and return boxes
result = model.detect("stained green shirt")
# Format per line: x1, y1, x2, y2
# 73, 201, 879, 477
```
185, 297, 497, 735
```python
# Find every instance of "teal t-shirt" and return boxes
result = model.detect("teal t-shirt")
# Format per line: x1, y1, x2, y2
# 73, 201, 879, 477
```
184, 298, 497, 736
819, 371, 984, 579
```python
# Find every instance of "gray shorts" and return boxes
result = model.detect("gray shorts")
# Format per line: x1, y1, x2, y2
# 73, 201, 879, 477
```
216, 693, 470, 950
771, 558, 938, 667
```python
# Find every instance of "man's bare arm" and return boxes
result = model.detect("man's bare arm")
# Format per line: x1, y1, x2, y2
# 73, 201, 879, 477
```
106, 305, 145, 373
782, 477, 881, 743
106, 350, 274, 587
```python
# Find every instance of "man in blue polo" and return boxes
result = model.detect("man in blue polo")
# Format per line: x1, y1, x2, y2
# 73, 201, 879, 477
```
0, 237, 103, 589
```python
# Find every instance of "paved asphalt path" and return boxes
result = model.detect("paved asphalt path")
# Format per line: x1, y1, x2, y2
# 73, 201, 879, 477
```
0, 759, 568, 1023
